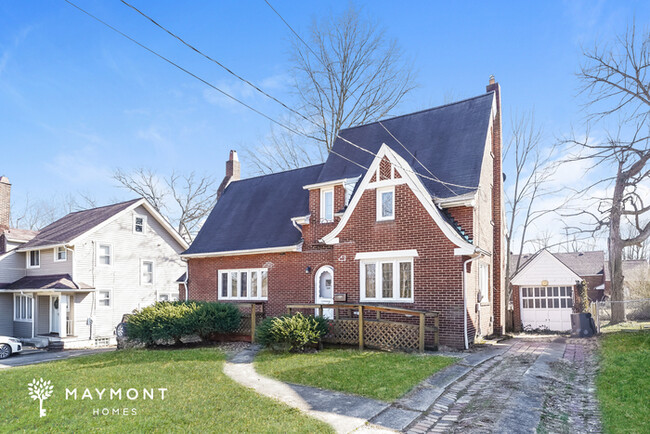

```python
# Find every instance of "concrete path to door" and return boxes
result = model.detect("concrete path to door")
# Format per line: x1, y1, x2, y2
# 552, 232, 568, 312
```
224, 337, 601, 433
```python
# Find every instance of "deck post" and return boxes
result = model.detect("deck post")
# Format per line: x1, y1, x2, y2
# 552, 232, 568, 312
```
434, 315, 440, 348
287, 306, 292, 315
419, 313, 425, 352
318, 305, 324, 317
250, 303, 256, 343
358, 305, 364, 350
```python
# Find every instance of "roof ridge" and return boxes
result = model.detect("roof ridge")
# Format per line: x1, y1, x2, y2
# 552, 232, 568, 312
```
230, 163, 325, 184
339, 92, 495, 134
66, 198, 141, 215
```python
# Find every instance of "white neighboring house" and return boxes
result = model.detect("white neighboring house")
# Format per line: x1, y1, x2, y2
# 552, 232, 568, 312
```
0, 198, 188, 348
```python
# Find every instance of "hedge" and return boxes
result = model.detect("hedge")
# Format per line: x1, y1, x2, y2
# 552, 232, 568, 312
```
125, 301, 241, 346
256, 313, 329, 352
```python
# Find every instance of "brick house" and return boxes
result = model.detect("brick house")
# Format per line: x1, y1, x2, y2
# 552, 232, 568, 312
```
510, 250, 609, 332
183, 79, 506, 349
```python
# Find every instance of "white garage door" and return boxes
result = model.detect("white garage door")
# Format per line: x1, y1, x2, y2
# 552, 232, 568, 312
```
520, 286, 574, 331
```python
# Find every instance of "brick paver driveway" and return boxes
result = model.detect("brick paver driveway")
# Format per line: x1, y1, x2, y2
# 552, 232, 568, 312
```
399, 337, 601, 433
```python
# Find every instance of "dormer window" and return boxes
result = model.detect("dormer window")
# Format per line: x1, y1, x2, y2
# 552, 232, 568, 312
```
27, 250, 40, 268
134, 215, 147, 234
376, 186, 395, 221
320, 188, 334, 223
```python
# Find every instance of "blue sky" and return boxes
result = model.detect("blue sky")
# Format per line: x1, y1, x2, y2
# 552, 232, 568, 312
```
1, 1, 648, 248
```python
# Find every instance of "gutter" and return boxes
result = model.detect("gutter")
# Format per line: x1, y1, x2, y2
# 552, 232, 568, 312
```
462, 248, 486, 350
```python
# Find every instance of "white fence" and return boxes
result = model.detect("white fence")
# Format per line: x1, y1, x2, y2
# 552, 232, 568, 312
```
592, 298, 650, 333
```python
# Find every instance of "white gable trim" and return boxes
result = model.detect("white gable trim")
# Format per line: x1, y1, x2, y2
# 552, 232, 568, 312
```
510, 250, 582, 286
320, 144, 475, 254
180, 243, 302, 258
69, 199, 189, 250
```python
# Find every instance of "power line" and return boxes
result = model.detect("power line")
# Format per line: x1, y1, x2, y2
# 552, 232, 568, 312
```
119, 0, 316, 129
263, 0, 322, 63
66, 0, 472, 194
379, 121, 458, 195
62, 0, 305, 138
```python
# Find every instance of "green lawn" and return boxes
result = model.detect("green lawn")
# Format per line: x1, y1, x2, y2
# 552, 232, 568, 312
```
599, 320, 650, 333
597, 331, 650, 433
0, 348, 332, 433
255, 349, 456, 401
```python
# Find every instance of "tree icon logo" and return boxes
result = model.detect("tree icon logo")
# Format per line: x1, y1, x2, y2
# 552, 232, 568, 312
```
28, 378, 54, 417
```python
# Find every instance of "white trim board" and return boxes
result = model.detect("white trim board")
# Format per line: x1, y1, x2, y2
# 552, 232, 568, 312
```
319, 143, 476, 255
181, 243, 302, 259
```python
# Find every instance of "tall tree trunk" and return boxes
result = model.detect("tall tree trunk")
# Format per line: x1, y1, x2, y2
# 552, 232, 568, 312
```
608, 164, 626, 324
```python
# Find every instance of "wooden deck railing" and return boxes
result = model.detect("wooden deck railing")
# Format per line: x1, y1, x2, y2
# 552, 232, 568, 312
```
286, 303, 439, 352
229, 302, 266, 342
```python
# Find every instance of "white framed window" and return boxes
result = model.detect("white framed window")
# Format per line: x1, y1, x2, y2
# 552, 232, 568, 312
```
27, 250, 40, 268
359, 253, 415, 303
479, 263, 489, 303
14, 294, 33, 321
97, 290, 111, 308
376, 186, 395, 221
218, 268, 268, 300
521, 286, 574, 310
97, 243, 113, 266
158, 293, 179, 302
54, 246, 67, 262
133, 215, 147, 234
141, 260, 154, 285
320, 188, 334, 223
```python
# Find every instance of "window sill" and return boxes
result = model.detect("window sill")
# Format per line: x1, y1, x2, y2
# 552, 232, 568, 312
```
219, 298, 268, 302
13, 318, 32, 322
360, 298, 414, 304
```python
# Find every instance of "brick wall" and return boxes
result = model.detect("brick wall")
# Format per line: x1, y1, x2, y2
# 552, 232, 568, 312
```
0, 177, 10, 231
188, 178, 494, 348
486, 79, 506, 335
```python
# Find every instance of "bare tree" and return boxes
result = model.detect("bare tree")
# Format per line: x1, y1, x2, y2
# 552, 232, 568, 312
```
246, 5, 416, 173
623, 223, 650, 260
504, 112, 561, 305
10, 192, 97, 231
244, 127, 323, 174
113, 168, 217, 242
570, 23, 650, 323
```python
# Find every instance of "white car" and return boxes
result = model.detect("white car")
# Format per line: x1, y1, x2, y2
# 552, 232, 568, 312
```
0, 336, 23, 359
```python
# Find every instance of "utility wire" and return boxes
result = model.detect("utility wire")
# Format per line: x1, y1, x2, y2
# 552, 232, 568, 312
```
119, 0, 316, 129
263, 0, 323, 63
62, 0, 305, 138
379, 121, 459, 195
67, 0, 470, 192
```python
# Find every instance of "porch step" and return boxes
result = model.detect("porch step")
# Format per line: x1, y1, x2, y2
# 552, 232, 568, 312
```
48, 341, 65, 352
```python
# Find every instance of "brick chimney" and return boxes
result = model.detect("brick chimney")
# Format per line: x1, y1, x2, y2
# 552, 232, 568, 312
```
217, 150, 241, 200
486, 76, 505, 335
0, 176, 10, 231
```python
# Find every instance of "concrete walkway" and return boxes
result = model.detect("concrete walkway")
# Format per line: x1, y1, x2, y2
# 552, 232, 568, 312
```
223, 345, 392, 433
0, 347, 114, 369
224, 337, 601, 433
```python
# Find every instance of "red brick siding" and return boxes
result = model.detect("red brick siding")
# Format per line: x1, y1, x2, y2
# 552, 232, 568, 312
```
447, 206, 474, 241
379, 157, 392, 181
189, 181, 494, 348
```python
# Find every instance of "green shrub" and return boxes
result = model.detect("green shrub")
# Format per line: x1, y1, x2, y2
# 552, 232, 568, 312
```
193, 302, 241, 339
256, 313, 329, 352
125, 301, 241, 346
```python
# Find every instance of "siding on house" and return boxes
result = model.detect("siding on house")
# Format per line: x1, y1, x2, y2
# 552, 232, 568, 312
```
0, 251, 26, 284
36, 295, 50, 335
13, 320, 31, 338
74, 205, 186, 337
0, 293, 12, 335
25, 248, 73, 277
72, 292, 93, 339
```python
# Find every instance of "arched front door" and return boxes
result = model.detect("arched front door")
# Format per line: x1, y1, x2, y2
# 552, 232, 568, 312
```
315, 266, 334, 319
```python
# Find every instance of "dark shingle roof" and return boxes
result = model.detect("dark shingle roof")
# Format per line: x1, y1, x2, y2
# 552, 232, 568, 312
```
316, 93, 494, 199
185, 164, 324, 255
19, 199, 141, 250
3, 274, 93, 290
511, 251, 607, 278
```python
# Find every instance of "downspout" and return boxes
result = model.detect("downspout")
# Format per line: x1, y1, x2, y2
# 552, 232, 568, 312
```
462, 253, 483, 350
181, 257, 189, 301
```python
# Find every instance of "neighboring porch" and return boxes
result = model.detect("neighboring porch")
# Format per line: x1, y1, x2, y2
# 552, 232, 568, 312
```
0, 274, 95, 343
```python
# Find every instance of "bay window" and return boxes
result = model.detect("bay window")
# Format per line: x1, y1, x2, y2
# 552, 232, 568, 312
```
218, 268, 268, 300
14, 294, 33, 321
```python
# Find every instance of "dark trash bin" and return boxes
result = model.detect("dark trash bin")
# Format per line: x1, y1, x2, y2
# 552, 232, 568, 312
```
571, 313, 596, 337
